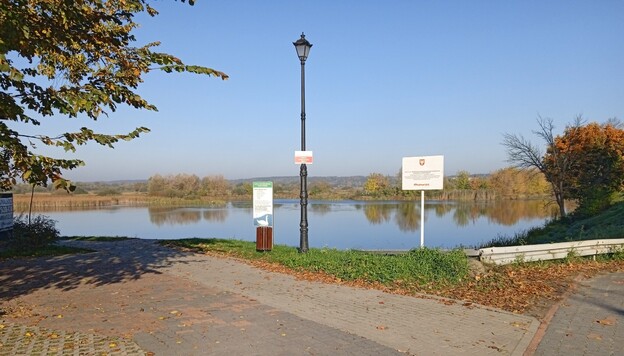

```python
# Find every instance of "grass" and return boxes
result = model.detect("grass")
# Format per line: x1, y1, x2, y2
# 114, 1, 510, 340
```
160, 238, 470, 288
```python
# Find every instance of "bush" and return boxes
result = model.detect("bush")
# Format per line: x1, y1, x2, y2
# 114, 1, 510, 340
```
11, 214, 60, 250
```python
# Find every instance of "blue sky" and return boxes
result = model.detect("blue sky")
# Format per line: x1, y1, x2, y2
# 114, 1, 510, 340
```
32, 0, 624, 181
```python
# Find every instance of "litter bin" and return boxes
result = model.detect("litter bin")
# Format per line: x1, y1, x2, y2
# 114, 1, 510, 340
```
256, 226, 273, 252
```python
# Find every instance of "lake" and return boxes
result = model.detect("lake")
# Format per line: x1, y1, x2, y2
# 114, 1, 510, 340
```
29, 199, 558, 250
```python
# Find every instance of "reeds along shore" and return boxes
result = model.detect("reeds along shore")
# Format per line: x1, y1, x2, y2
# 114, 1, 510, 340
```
12, 193, 229, 212
12, 193, 147, 212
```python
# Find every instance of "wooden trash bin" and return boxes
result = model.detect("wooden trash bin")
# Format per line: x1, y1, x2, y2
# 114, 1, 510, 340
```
256, 226, 273, 252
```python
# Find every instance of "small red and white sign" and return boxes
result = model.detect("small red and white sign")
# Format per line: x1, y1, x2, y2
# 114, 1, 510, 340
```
294, 151, 313, 164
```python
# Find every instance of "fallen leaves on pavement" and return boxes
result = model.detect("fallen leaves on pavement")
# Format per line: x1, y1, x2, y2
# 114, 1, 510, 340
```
217, 253, 624, 319
430, 260, 624, 317
596, 316, 617, 326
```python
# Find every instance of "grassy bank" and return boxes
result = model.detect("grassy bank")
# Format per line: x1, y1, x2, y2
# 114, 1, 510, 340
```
161, 238, 469, 287
482, 201, 624, 247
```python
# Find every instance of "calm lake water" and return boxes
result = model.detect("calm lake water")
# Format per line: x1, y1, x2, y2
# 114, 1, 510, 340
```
33, 200, 557, 250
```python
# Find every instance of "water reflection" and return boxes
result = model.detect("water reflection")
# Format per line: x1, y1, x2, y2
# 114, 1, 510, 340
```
455, 200, 558, 226
394, 202, 422, 232
143, 200, 557, 230
433, 203, 454, 218
39, 199, 561, 249
310, 203, 332, 215
358, 200, 557, 228
148, 207, 228, 226
149, 208, 201, 226
363, 204, 392, 224
230, 201, 252, 209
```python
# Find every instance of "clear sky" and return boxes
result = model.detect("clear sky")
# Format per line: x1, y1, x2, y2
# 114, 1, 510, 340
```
31, 0, 624, 182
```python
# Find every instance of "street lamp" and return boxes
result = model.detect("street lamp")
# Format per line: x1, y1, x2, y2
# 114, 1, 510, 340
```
293, 33, 312, 253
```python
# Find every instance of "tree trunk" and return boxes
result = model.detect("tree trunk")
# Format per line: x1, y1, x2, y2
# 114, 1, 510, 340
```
554, 191, 566, 218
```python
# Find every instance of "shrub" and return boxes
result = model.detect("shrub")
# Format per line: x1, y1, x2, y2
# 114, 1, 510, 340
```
11, 214, 60, 250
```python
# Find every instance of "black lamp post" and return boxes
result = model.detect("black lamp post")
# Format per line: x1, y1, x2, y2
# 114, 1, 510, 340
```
293, 33, 312, 253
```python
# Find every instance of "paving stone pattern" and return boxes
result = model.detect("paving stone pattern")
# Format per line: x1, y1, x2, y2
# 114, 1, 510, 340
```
534, 272, 624, 356
1, 239, 621, 356
0, 322, 144, 356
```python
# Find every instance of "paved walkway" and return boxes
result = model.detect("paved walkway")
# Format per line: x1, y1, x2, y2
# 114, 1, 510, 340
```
0, 239, 619, 355
533, 272, 624, 356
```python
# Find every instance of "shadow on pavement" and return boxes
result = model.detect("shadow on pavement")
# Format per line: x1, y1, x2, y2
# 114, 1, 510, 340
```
570, 284, 624, 316
0, 239, 188, 302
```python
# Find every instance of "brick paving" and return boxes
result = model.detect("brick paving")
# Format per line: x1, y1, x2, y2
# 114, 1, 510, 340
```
0, 323, 144, 356
1, 239, 618, 355
533, 272, 624, 356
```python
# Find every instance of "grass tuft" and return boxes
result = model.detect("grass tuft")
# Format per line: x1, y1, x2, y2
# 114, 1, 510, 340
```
160, 238, 469, 287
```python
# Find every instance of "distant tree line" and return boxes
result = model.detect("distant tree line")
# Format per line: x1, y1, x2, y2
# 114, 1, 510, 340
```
12, 168, 554, 202
361, 167, 550, 201
147, 174, 230, 199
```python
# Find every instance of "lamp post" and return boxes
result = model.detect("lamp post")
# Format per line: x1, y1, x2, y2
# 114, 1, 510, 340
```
293, 33, 312, 253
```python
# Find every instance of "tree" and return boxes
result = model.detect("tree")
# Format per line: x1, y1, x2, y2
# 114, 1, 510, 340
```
170, 173, 201, 198
502, 116, 582, 217
488, 167, 549, 198
453, 170, 472, 190
503, 116, 624, 217
0, 0, 227, 191
147, 174, 166, 196
363, 173, 390, 197
309, 180, 331, 198
201, 175, 229, 197
549, 121, 624, 215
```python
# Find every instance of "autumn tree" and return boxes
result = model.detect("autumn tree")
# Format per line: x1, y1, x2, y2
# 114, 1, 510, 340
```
452, 170, 472, 190
502, 117, 582, 217
503, 116, 624, 217
147, 173, 201, 198
232, 182, 252, 197
548, 120, 624, 215
170, 174, 201, 198
201, 175, 230, 197
488, 167, 549, 198
363, 173, 390, 197
147, 174, 166, 196
0, 0, 227, 191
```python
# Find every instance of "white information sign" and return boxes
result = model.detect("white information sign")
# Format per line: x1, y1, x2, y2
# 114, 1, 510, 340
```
401, 155, 444, 248
294, 151, 313, 164
253, 182, 273, 227
402, 155, 444, 191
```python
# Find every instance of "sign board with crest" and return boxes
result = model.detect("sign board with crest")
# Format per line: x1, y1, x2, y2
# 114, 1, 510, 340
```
401, 155, 444, 248
402, 155, 444, 190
